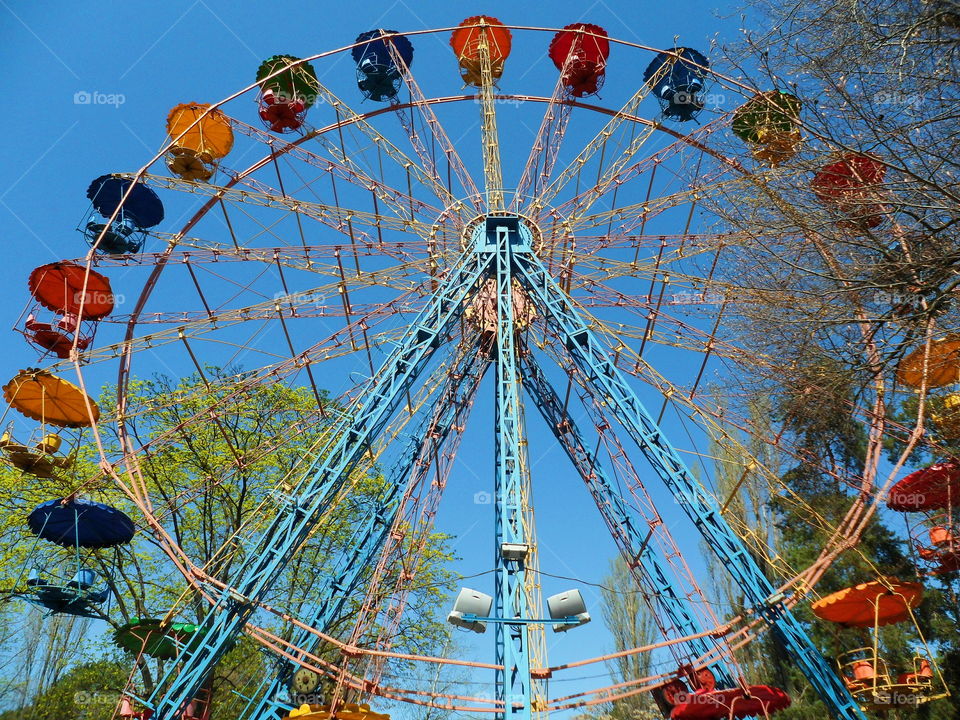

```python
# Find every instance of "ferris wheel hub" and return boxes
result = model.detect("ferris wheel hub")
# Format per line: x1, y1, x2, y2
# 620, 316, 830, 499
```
460, 212, 541, 254
460, 215, 539, 337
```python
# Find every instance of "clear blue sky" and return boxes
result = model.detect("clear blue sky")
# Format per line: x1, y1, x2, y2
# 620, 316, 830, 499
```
0, 1, 757, 716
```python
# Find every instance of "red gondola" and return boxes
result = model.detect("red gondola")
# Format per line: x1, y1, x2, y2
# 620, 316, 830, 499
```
888, 460, 960, 511
888, 461, 959, 573
669, 685, 791, 719
22, 262, 114, 359
810, 153, 886, 229
548, 23, 610, 97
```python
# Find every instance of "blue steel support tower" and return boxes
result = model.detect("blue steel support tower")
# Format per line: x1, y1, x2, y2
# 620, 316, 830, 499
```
147, 250, 492, 719
146, 213, 869, 720
486, 216, 533, 720
514, 250, 868, 719
243, 343, 490, 720
519, 350, 738, 689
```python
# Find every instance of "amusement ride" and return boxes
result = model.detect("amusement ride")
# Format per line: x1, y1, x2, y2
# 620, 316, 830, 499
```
0, 18, 956, 720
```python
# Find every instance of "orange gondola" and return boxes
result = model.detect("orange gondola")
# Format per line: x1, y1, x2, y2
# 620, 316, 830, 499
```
3, 368, 100, 428
450, 16, 511, 87
165, 103, 234, 182
896, 335, 960, 389
812, 579, 946, 708
811, 579, 923, 627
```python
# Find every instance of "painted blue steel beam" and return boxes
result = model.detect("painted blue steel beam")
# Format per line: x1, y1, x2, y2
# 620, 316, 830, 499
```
513, 253, 869, 720
518, 349, 738, 689
243, 343, 491, 720
487, 216, 533, 720
149, 250, 493, 719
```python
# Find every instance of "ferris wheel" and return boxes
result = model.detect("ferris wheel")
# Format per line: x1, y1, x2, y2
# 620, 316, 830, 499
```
4, 17, 956, 720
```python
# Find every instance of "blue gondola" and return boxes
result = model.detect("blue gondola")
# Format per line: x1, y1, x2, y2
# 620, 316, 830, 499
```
19, 498, 135, 617
26, 568, 110, 618
82, 174, 164, 254
352, 29, 414, 102
28, 497, 136, 547
642, 47, 710, 122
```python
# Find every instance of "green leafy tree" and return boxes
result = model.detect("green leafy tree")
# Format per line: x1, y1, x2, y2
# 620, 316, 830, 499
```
0, 367, 456, 719
597, 557, 660, 720
0, 659, 127, 720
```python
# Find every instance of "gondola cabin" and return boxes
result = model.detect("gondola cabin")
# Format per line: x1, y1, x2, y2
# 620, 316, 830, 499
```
256, 55, 319, 133
548, 23, 610, 98
352, 30, 414, 102
812, 580, 948, 709
165, 103, 234, 182
82, 174, 164, 254
21, 262, 114, 358
450, 16, 511, 87
731, 91, 802, 165
810, 153, 886, 230
20, 497, 135, 617
643, 47, 710, 122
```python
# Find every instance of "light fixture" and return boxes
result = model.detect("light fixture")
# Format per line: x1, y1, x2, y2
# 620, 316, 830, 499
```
500, 542, 530, 561
447, 586, 591, 634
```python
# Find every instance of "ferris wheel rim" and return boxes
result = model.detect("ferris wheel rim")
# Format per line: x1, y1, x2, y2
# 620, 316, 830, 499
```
103, 89, 752, 414
47, 25, 895, 715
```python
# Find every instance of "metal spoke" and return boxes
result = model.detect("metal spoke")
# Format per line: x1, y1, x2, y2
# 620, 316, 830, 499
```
76, 238, 432, 268
309, 76, 464, 210
388, 39, 483, 211
510, 53, 580, 210
529, 62, 672, 215
124, 172, 434, 239
477, 20, 505, 211
231, 117, 444, 226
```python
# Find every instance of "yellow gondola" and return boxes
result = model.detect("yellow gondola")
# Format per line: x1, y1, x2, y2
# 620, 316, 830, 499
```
2, 368, 99, 427
165, 103, 234, 182
896, 335, 960, 389
283, 703, 390, 720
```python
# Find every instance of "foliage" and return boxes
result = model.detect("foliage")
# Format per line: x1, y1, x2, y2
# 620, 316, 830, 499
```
698, 0, 960, 714
596, 557, 660, 720
0, 659, 127, 720
0, 367, 457, 718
